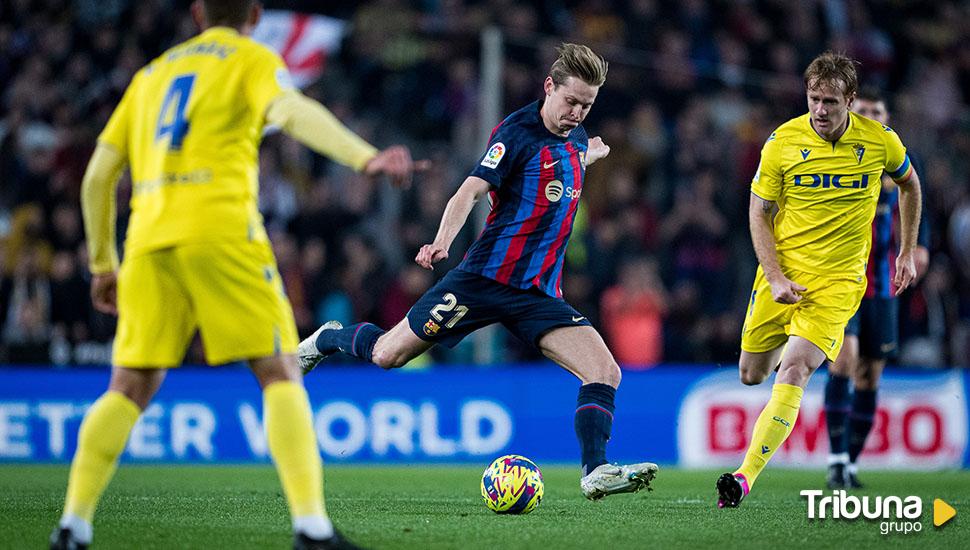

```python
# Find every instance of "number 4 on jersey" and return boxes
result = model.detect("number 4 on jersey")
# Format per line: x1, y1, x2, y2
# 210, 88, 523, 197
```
156, 73, 196, 150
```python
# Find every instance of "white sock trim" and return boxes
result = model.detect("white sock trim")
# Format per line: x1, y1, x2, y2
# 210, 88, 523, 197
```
293, 515, 334, 540
827, 452, 849, 465
59, 514, 93, 544
847, 463, 859, 475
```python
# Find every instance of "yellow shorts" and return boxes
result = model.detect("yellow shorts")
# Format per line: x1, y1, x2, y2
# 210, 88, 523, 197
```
114, 240, 299, 367
740, 266, 866, 362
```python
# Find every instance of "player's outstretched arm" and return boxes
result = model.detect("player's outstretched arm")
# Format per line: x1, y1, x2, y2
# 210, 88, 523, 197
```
585, 136, 610, 167
80, 143, 127, 315
266, 92, 427, 187
415, 176, 491, 270
362, 145, 430, 189
749, 192, 805, 304
894, 170, 923, 295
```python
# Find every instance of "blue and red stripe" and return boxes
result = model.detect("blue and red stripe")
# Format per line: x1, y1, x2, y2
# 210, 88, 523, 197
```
493, 148, 556, 285
532, 142, 584, 296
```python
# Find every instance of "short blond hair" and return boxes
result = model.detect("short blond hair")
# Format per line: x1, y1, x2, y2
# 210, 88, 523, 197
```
804, 51, 859, 97
550, 43, 608, 87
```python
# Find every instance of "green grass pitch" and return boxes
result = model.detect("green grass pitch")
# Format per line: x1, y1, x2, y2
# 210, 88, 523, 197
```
1, 465, 967, 549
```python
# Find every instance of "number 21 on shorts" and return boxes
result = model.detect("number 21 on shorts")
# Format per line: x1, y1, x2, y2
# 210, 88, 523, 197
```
430, 293, 469, 329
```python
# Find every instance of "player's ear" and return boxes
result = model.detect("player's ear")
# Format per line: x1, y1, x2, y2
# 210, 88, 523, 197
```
248, 2, 263, 28
190, 0, 206, 31
846, 92, 856, 110
543, 76, 555, 97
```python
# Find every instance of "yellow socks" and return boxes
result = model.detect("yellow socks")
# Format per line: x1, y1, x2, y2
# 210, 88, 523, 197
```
264, 381, 326, 521
63, 391, 141, 523
735, 383, 803, 487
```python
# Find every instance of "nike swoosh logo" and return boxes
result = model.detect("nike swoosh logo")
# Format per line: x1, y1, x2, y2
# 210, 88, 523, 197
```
544, 160, 561, 169
572, 316, 586, 322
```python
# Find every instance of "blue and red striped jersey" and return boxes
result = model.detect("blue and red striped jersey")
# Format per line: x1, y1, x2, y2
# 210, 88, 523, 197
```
865, 153, 929, 298
457, 100, 588, 298
866, 182, 900, 298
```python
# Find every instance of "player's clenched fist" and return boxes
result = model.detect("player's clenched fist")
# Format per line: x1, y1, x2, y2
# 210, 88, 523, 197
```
586, 136, 611, 166
767, 276, 807, 304
90, 272, 119, 315
415, 243, 448, 270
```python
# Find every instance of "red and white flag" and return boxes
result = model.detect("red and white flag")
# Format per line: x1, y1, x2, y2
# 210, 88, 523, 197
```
253, 10, 346, 88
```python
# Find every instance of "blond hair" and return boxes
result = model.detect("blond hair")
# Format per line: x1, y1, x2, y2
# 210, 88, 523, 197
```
804, 51, 859, 97
550, 43, 608, 87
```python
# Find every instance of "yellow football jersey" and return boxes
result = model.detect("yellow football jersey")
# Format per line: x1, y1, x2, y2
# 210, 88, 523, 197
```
751, 112, 913, 277
98, 27, 294, 257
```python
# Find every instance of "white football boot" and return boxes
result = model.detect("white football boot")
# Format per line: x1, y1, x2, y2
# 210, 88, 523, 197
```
580, 462, 659, 500
298, 321, 343, 375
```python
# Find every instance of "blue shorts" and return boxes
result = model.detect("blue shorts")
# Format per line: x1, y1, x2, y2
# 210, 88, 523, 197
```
844, 297, 898, 359
406, 268, 592, 348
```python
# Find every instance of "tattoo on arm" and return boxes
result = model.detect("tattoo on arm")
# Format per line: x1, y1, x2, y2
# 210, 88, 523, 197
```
760, 199, 773, 214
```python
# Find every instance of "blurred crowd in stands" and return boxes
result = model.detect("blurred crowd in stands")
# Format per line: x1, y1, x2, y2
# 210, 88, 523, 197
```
2, 0, 969, 367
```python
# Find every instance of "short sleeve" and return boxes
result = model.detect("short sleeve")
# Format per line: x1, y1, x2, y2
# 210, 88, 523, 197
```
882, 126, 912, 183
247, 46, 296, 120
750, 131, 783, 201
469, 122, 520, 189
97, 71, 140, 155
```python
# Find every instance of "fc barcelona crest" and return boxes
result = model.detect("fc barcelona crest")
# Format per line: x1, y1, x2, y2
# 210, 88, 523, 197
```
423, 319, 440, 336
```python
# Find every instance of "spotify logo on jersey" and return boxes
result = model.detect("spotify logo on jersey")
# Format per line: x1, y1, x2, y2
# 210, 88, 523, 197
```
545, 180, 564, 202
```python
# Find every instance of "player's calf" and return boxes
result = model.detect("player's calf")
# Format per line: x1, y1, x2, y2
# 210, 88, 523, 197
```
369, 321, 433, 369
370, 344, 411, 370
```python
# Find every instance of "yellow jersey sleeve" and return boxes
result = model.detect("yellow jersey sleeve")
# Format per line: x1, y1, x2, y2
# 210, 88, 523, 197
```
266, 92, 378, 171
246, 48, 295, 122
882, 126, 913, 183
81, 143, 127, 273
97, 71, 141, 155
751, 132, 783, 201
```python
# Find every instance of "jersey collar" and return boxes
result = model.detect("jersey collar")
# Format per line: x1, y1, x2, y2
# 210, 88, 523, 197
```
806, 112, 854, 145
201, 26, 241, 38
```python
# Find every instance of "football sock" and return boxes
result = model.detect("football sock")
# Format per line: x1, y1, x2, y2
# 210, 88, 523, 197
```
848, 389, 877, 464
575, 383, 616, 476
824, 374, 851, 459
316, 322, 384, 362
63, 391, 140, 524
264, 381, 326, 520
293, 516, 335, 540
735, 383, 803, 487
58, 513, 93, 544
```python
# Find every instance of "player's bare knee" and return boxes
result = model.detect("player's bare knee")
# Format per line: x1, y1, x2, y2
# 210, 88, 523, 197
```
739, 369, 767, 386
853, 372, 878, 391
605, 362, 621, 387
579, 360, 620, 387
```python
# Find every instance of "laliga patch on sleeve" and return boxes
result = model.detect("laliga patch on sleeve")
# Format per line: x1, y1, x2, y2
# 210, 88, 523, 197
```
275, 68, 295, 91
480, 142, 506, 169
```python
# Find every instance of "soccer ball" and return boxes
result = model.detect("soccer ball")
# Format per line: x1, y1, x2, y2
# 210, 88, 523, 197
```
480, 454, 544, 514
